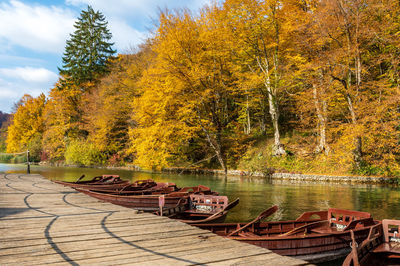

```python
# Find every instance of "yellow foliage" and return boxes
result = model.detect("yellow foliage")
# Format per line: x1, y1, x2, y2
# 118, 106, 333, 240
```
42, 80, 82, 161
6, 94, 46, 153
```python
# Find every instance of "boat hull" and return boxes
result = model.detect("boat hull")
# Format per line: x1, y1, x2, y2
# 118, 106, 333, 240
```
75, 188, 187, 211
234, 229, 369, 263
54, 180, 130, 190
196, 219, 375, 263
343, 220, 400, 266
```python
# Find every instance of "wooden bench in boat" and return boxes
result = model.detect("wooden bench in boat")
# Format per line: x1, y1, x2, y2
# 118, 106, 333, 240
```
372, 219, 400, 256
188, 194, 228, 213
281, 209, 374, 236
157, 194, 229, 217
343, 219, 400, 265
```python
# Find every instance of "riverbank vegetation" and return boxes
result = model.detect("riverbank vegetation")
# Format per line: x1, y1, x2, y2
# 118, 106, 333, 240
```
2, 1, 400, 176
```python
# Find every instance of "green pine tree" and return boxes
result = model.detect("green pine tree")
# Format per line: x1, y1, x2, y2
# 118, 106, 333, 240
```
58, 5, 116, 88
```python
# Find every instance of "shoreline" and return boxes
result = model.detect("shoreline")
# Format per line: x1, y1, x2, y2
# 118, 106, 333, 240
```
162, 167, 400, 185
7, 161, 398, 185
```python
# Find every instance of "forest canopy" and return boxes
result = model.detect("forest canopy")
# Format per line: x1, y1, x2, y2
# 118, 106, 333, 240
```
4, 0, 400, 176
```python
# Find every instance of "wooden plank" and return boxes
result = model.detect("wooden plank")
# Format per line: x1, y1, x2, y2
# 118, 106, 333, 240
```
0, 232, 222, 264
1, 218, 189, 240
1, 227, 213, 250
47, 237, 256, 265
0, 214, 162, 230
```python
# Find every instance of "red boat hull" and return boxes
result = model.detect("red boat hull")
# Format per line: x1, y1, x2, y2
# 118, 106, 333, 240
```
54, 180, 130, 190
195, 208, 377, 263
233, 228, 370, 263
75, 188, 187, 211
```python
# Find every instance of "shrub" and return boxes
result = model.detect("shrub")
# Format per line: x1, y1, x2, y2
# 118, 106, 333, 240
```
0, 154, 13, 163
65, 140, 106, 166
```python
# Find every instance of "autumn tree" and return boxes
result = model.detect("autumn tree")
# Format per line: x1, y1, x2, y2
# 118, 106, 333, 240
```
84, 52, 148, 165
6, 94, 46, 161
307, 0, 386, 169
42, 81, 83, 161
44, 5, 116, 163
291, 0, 332, 155
222, 0, 309, 156
0, 111, 10, 152
130, 9, 246, 172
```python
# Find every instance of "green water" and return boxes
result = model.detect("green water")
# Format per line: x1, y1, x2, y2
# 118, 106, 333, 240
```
1, 163, 399, 223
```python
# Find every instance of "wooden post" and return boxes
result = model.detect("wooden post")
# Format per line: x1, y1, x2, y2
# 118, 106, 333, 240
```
159, 195, 165, 216
27, 150, 30, 174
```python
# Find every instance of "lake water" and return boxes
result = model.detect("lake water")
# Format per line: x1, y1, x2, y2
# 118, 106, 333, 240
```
1, 163, 399, 223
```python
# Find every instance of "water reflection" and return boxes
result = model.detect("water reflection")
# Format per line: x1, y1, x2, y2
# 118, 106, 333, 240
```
1, 163, 399, 222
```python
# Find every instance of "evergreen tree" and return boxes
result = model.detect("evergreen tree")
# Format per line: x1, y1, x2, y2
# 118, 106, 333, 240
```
59, 6, 116, 88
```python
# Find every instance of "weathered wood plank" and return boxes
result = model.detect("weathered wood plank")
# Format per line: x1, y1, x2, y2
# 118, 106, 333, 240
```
1, 227, 213, 250
1, 219, 192, 240
0, 232, 221, 262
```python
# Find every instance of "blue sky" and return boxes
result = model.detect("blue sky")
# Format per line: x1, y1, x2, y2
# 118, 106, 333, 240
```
0, 0, 211, 112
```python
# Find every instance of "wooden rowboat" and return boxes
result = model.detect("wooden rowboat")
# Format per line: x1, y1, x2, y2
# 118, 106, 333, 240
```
193, 207, 378, 263
158, 194, 240, 224
53, 174, 129, 189
75, 185, 216, 211
83, 180, 179, 195
343, 219, 400, 266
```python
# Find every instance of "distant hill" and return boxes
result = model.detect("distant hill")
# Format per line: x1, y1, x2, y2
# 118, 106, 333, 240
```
0, 111, 10, 128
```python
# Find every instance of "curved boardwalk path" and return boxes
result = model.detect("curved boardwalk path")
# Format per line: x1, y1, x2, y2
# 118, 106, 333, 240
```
0, 174, 311, 265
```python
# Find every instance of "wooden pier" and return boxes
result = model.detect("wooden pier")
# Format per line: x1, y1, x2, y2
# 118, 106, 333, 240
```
0, 174, 311, 265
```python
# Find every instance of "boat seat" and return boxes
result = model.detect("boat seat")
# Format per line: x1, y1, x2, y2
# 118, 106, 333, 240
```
189, 195, 228, 213
238, 231, 259, 237
372, 242, 400, 255
312, 217, 375, 234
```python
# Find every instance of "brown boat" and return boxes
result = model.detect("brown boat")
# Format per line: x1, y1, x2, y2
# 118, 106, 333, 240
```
158, 194, 240, 224
83, 180, 178, 195
53, 174, 129, 189
75, 185, 216, 211
343, 219, 400, 266
193, 207, 378, 263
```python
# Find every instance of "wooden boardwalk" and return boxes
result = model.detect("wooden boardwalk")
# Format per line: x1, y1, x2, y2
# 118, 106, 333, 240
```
0, 173, 311, 265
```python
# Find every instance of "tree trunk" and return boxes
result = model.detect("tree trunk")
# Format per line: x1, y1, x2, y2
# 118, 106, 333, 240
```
257, 56, 286, 156
313, 84, 329, 155
338, 0, 363, 167
244, 94, 251, 135
201, 124, 227, 174
268, 90, 286, 156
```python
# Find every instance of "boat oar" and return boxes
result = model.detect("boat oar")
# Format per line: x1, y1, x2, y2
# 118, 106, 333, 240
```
278, 220, 329, 236
75, 174, 85, 183
224, 198, 240, 212
184, 198, 240, 224
227, 205, 278, 236
207, 198, 240, 218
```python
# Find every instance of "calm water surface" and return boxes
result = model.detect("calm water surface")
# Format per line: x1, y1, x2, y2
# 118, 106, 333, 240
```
1, 163, 399, 222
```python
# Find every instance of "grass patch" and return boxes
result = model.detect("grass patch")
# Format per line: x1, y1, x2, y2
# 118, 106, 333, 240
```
0, 154, 26, 164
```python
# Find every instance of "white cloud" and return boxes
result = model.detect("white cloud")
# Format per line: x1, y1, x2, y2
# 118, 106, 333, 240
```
0, 87, 19, 98
65, 0, 212, 51
0, 67, 58, 83
0, 0, 76, 54
108, 19, 148, 52
0, 70, 54, 112
66, 0, 212, 18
